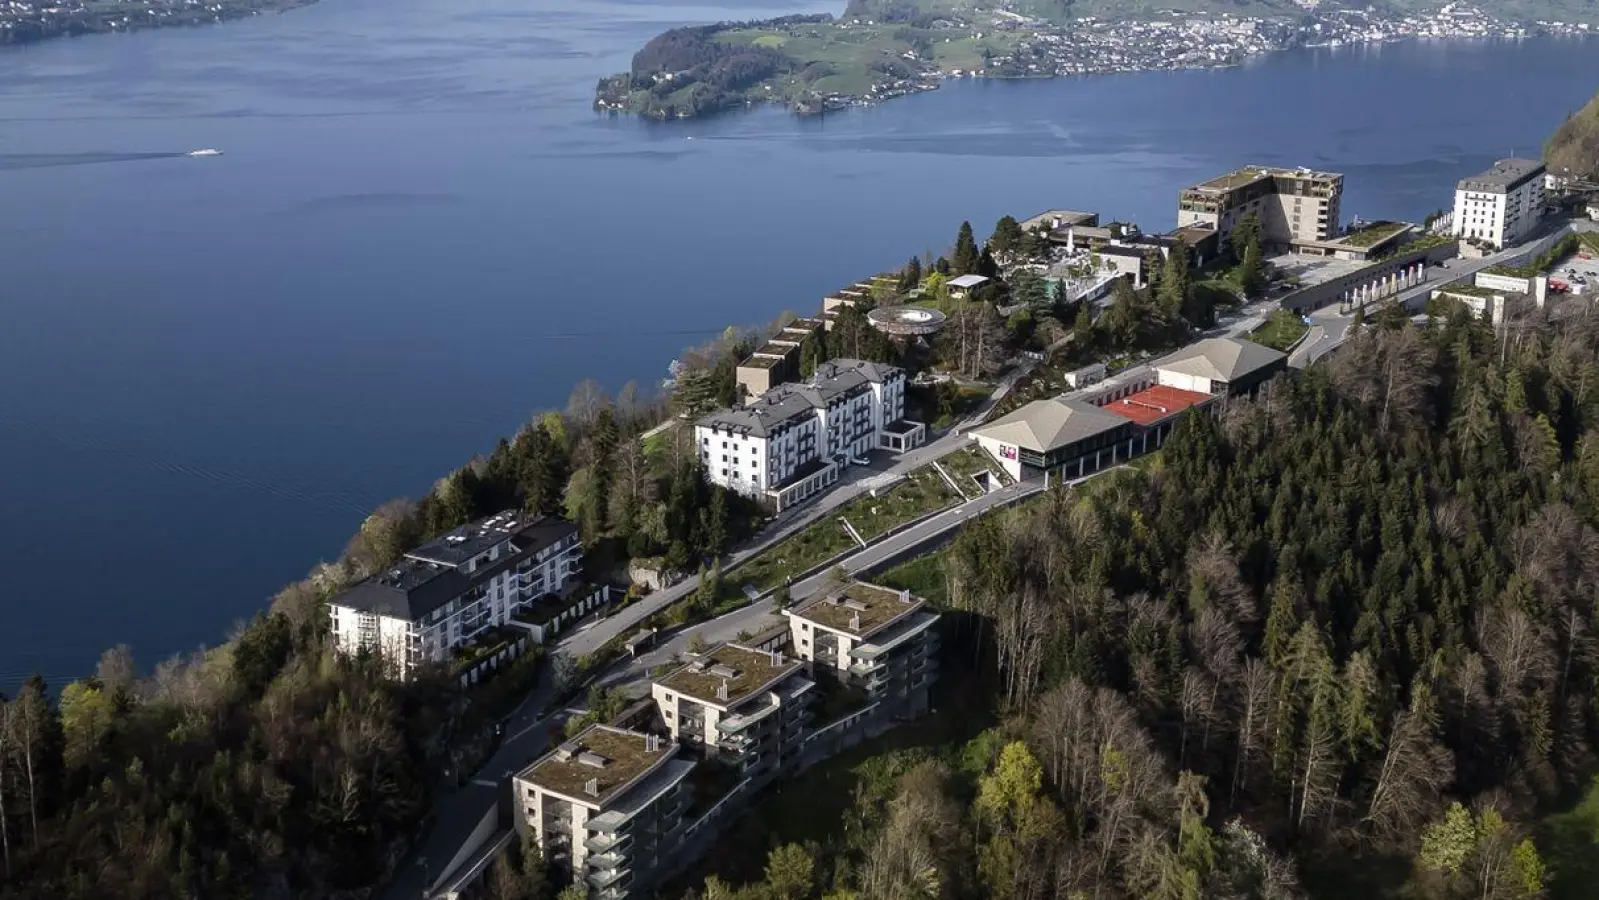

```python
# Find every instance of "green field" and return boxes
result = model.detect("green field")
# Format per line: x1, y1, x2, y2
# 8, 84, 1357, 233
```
1249, 308, 1309, 352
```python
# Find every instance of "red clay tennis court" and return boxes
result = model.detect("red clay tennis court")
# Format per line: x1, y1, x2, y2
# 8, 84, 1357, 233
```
1102, 384, 1212, 426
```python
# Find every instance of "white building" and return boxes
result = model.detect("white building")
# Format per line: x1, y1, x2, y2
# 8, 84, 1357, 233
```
651, 642, 814, 785
1150, 337, 1287, 397
1452, 158, 1547, 249
513, 724, 695, 900
328, 511, 585, 679
784, 581, 940, 721
695, 358, 924, 511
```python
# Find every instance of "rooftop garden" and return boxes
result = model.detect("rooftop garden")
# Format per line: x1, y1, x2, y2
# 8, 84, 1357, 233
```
1248, 308, 1309, 352
936, 445, 1010, 491
732, 466, 959, 593
1438, 282, 1501, 299
1338, 221, 1409, 248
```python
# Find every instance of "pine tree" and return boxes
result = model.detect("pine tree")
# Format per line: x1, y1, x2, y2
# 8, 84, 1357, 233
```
953, 221, 981, 276
899, 255, 923, 292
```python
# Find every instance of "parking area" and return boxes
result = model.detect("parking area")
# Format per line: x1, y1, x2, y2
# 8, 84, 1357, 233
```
1553, 248, 1599, 294
1267, 252, 1372, 289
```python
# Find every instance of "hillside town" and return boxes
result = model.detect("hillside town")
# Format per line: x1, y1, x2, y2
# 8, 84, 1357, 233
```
357, 154, 1599, 899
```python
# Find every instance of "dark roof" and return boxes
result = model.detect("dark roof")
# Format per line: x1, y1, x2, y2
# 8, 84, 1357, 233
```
1458, 158, 1545, 193
331, 511, 579, 622
697, 358, 902, 439
1098, 245, 1148, 259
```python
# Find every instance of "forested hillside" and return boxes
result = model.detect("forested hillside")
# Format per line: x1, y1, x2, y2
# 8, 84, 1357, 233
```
682, 299, 1599, 899
1546, 86, 1599, 177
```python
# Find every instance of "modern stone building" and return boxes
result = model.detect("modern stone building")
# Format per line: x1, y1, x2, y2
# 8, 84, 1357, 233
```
1178, 165, 1344, 249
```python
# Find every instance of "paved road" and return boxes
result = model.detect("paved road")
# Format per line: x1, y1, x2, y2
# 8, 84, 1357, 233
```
384, 297, 1277, 898
1291, 223, 1598, 367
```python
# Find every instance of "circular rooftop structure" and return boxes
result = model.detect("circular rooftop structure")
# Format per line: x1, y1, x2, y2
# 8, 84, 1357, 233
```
867, 305, 947, 337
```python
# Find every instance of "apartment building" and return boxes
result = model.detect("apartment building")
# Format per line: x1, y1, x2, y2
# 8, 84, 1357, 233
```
695, 358, 924, 511
1178, 166, 1344, 249
1452, 158, 1547, 248
785, 581, 940, 720
651, 642, 815, 783
327, 510, 583, 678
513, 724, 695, 900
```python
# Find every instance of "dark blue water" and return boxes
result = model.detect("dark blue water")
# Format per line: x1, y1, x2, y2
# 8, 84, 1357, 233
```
0, 0, 1593, 687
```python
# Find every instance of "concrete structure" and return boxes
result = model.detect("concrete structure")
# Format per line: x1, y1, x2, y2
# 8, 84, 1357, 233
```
1019, 209, 1099, 233
1178, 166, 1344, 249
1151, 337, 1287, 397
1587, 200, 1599, 220
968, 397, 1136, 482
652, 643, 814, 783
1097, 244, 1152, 287
513, 724, 695, 900
1452, 159, 1547, 249
328, 511, 584, 680
696, 359, 923, 511
785, 581, 940, 721
1064, 362, 1107, 390
735, 319, 823, 400
867, 305, 947, 337
1278, 239, 1459, 314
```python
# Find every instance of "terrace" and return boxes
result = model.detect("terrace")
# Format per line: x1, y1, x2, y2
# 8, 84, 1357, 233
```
520, 725, 674, 807
657, 643, 802, 709
790, 581, 923, 639
1100, 384, 1211, 427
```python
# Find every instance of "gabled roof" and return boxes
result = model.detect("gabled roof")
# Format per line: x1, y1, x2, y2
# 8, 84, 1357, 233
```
1152, 337, 1285, 385
969, 397, 1129, 454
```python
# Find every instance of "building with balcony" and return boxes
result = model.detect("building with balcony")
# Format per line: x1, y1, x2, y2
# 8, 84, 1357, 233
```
785, 581, 940, 721
1178, 166, 1344, 250
1452, 158, 1547, 249
651, 642, 815, 784
695, 358, 924, 512
512, 724, 695, 900
327, 510, 584, 679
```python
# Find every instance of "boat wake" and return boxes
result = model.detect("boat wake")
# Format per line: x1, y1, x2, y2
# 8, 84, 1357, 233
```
0, 151, 189, 170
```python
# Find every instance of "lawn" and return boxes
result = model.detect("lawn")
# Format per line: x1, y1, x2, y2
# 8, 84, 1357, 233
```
843, 466, 961, 542
1248, 309, 1309, 352
871, 554, 949, 607
731, 467, 961, 593
936, 444, 1010, 492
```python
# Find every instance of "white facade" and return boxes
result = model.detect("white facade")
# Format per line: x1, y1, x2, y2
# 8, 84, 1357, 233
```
1155, 369, 1213, 395
970, 432, 1024, 482
1452, 160, 1546, 249
695, 359, 917, 511
328, 512, 584, 679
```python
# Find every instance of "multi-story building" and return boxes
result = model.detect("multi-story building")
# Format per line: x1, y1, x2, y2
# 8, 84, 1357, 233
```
1452, 158, 1547, 248
651, 642, 814, 784
785, 581, 940, 720
512, 724, 695, 900
695, 358, 924, 511
328, 510, 583, 678
1178, 166, 1344, 249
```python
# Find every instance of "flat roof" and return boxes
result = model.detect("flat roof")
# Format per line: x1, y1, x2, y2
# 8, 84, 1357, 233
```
789, 580, 925, 641
948, 274, 990, 289
656, 642, 802, 710
1019, 209, 1098, 231
969, 397, 1130, 454
1101, 385, 1212, 426
1459, 158, 1546, 193
1188, 165, 1342, 194
518, 724, 675, 808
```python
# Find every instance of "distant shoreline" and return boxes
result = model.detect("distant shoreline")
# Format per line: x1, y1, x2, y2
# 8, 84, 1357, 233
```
595, 7, 1595, 122
0, 0, 316, 49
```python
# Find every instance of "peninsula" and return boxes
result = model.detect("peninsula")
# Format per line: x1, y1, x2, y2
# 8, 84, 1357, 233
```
596, 0, 1598, 120
0, 0, 315, 46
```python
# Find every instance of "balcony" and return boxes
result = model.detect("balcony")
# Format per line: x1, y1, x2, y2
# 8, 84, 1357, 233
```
585, 831, 631, 855
587, 865, 631, 890
589, 849, 628, 871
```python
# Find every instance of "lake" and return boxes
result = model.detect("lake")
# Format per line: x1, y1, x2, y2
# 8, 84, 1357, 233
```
0, 0, 1593, 687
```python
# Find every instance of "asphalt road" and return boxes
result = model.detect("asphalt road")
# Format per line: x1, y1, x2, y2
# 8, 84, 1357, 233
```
1291, 223, 1599, 367
384, 294, 1275, 899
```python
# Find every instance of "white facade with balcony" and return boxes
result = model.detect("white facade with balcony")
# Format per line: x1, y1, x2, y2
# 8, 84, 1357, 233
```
695, 358, 921, 512
1452, 159, 1546, 249
328, 511, 584, 679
